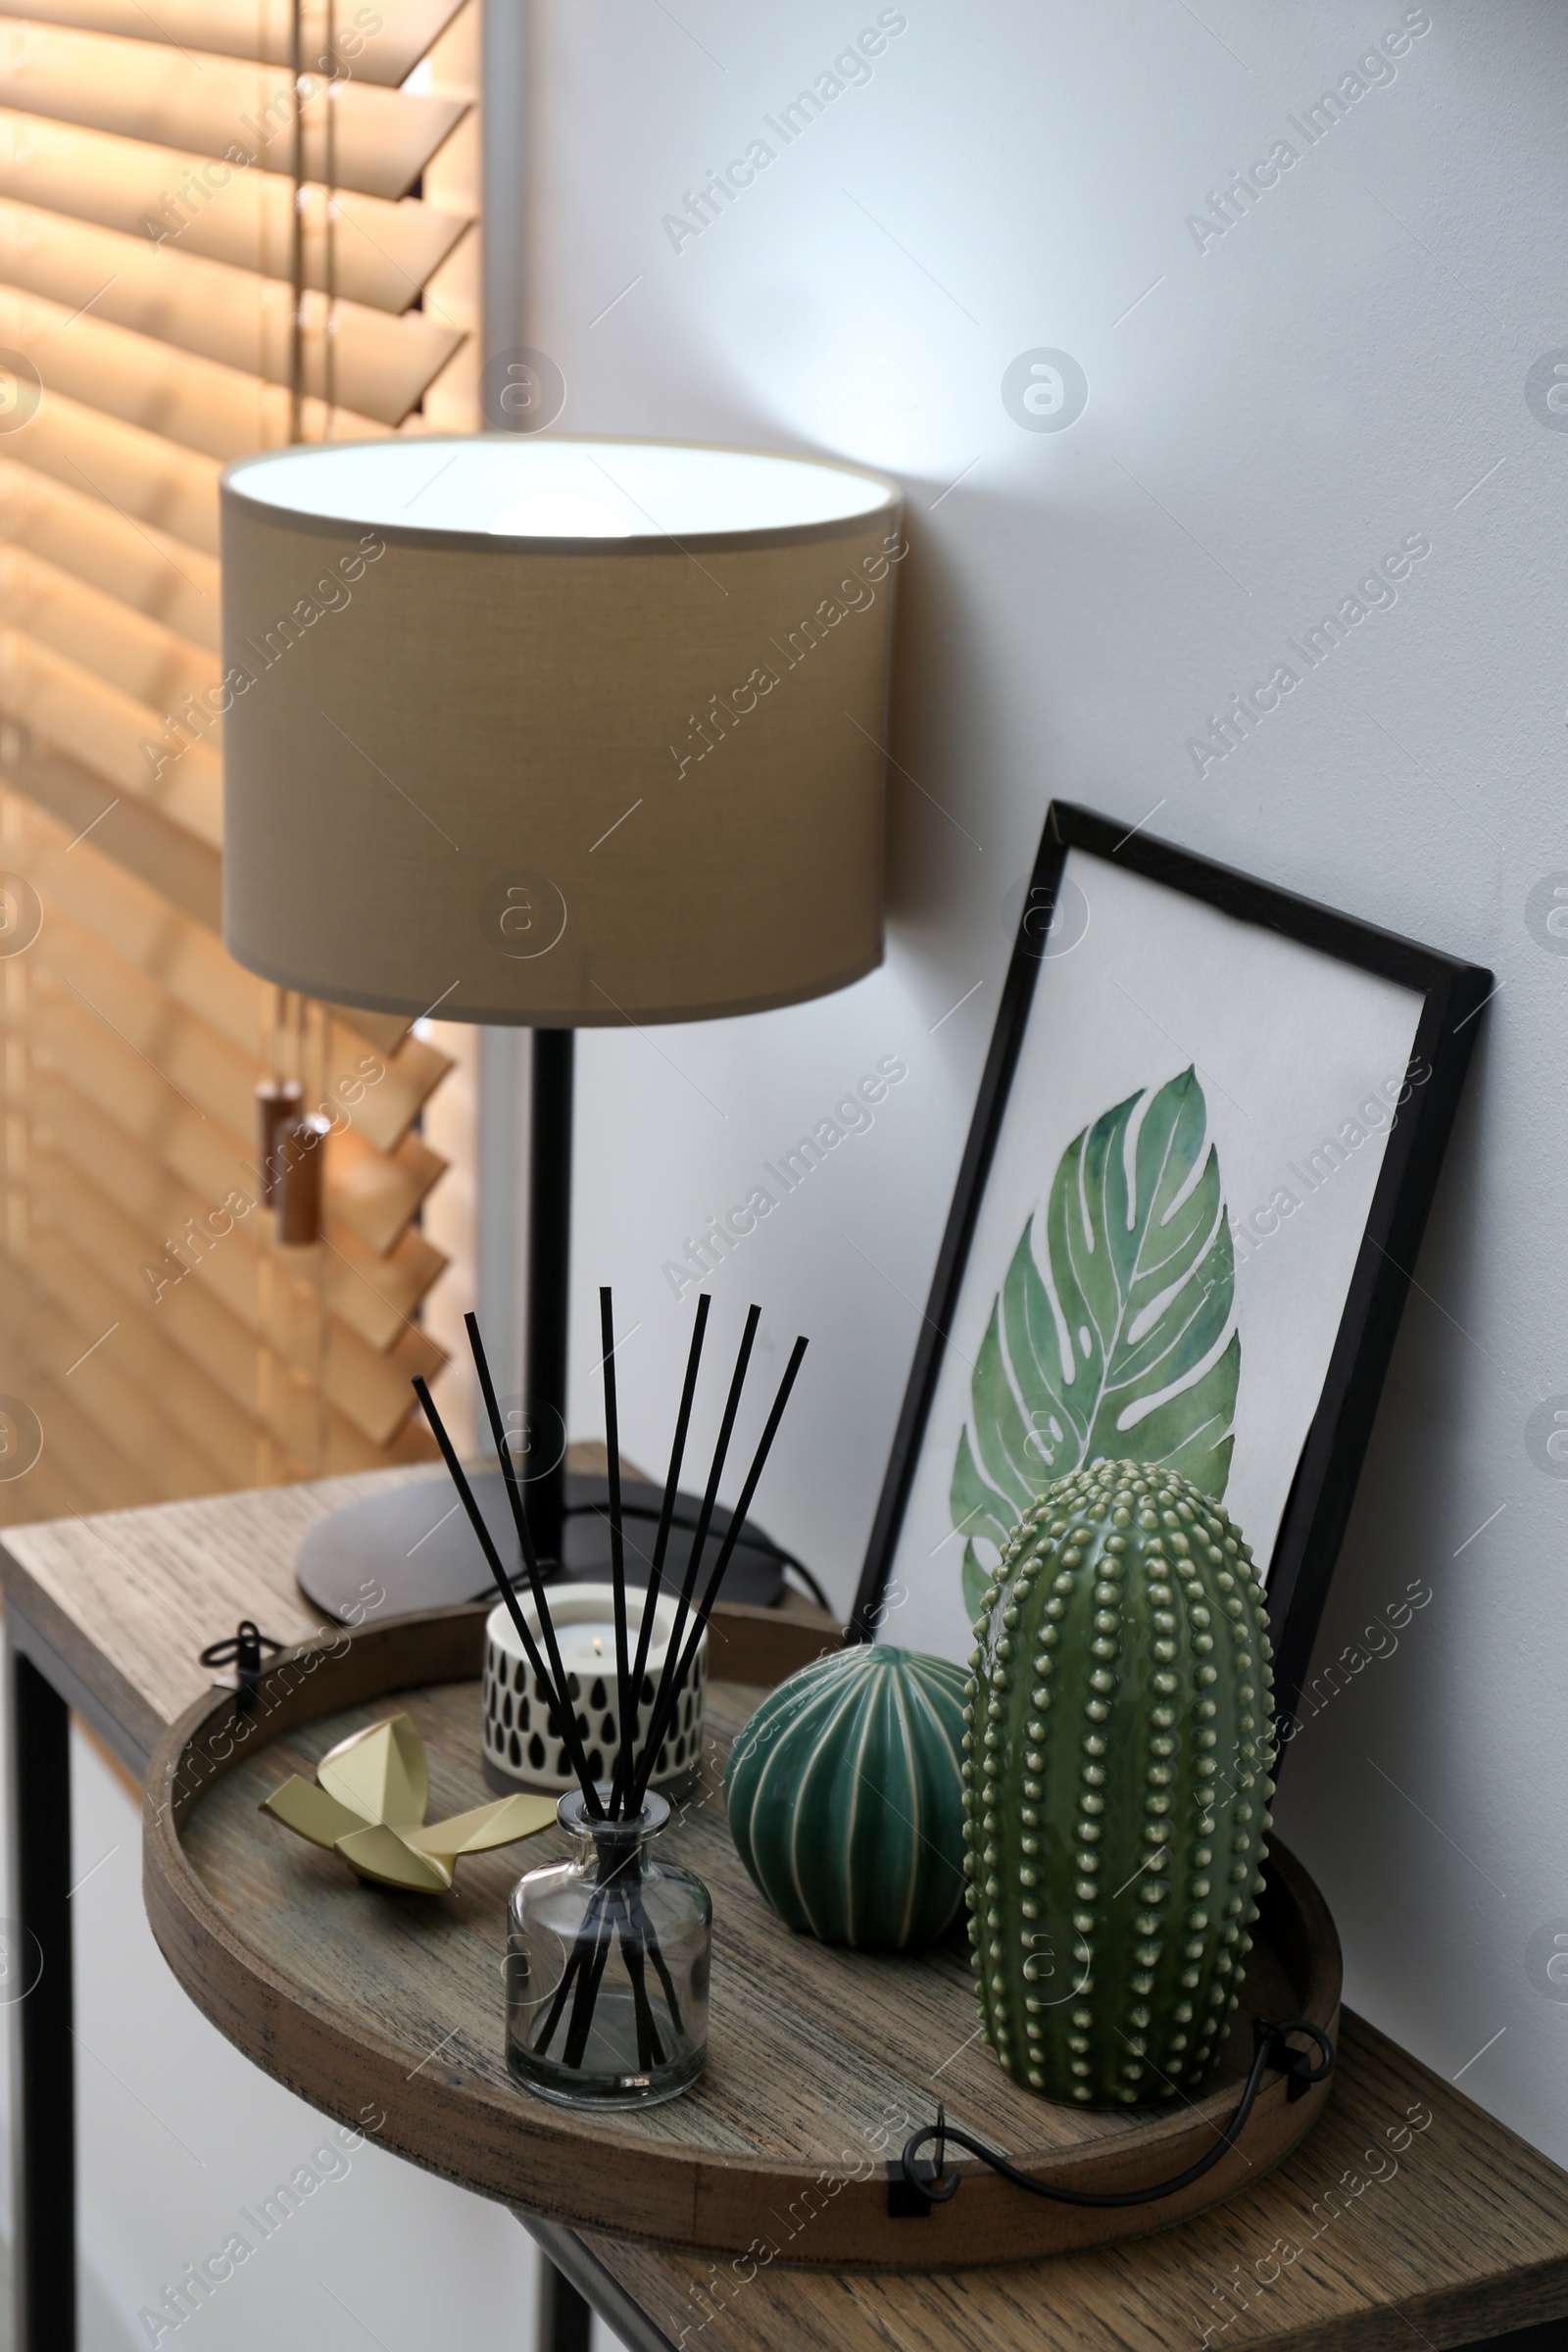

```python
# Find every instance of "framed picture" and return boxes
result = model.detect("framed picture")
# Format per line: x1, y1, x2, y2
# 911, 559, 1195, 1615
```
853, 801, 1491, 1730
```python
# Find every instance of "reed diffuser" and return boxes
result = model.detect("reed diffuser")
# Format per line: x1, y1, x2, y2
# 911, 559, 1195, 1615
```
414, 1290, 807, 2108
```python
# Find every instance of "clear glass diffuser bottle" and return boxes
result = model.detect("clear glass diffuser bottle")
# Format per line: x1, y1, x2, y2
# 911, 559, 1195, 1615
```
506, 1788, 711, 2108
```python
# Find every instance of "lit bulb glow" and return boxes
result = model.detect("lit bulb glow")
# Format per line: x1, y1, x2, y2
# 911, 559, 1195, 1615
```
224, 435, 899, 542
485, 491, 631, 538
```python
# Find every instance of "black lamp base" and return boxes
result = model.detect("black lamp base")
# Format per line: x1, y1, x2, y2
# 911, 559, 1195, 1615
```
295, 1469, 788, 1626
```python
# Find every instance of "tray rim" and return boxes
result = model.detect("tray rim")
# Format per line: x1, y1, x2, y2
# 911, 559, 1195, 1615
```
141, 1602, 1343, 2268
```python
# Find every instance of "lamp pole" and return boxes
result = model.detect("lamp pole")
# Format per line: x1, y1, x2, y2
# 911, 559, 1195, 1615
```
523, 1028, 573, 1566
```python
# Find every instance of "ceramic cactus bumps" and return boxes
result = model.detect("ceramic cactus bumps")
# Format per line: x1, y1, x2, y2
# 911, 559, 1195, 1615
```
963, 1458, 1274, 2105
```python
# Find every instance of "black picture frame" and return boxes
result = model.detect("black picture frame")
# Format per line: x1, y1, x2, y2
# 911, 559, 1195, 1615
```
851, 800, 1492, 1740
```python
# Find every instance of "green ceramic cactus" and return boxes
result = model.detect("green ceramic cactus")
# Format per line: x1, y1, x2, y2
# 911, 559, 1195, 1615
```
725, 1645, 967, 1950
963, 1458, 1274, 2106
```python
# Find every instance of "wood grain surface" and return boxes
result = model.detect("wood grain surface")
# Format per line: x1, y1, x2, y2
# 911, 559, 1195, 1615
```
0, 1460, 448, 1762
0, 1445, 795, 1768
6, 1466, 1568, 2341
581, 2005, 1568, 2350
144, 1605, 1339, 2266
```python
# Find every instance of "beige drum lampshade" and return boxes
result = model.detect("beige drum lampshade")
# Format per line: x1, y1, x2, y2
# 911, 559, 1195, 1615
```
219, 435, 904, 1024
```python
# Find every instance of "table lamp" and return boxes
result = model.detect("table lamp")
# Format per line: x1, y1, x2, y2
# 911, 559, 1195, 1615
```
218, 433, 903, 1619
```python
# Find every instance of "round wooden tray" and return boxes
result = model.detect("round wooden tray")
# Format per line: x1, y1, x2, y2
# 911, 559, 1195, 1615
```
143, 1604, 1342, 2269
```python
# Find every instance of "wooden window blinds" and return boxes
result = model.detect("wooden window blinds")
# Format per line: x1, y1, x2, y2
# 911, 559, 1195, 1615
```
0, 0, 481, 1520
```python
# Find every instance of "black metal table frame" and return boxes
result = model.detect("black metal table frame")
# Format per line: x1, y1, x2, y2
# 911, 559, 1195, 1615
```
2, 1598, 613, 2352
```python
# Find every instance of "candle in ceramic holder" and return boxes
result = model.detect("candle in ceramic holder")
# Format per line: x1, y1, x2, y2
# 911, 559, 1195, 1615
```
482, 1581, 707, 1795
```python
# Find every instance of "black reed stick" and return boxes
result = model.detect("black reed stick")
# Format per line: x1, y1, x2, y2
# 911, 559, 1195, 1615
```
423, 1303, 808, 2093
462, 1314, 601, 1808
561, 1891, 612, 2068
532, 1935, 587, 2056
411, 1371, 605, 1819
598, 1289, 634, 1819
637, 1303, 760, 1789
619, 1886, 664, 2070
627, 1881, 684, 2035
631, 1335, 808, 1810
611, 1295, 710, 1816
564, 1887, 620, 2070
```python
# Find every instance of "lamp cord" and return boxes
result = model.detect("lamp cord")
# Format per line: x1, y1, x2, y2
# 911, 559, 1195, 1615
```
892, 2018, 1333, 2214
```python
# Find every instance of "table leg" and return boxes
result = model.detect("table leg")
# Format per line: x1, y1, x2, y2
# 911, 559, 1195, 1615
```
7, 1645, 74, 2352
538, 2252, 592, 2352
522, 2221, 677, 2352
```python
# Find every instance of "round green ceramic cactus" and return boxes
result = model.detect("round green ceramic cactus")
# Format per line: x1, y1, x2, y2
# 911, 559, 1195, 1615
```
963, 1458, 1274, 2106
725, 1645, 967, 1950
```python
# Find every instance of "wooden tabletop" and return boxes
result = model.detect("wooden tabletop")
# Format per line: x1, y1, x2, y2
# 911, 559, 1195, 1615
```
0, 1445, 635, 1774
0, 1460, 440, 1775
571, 2003, 1568, 2350
5, 1469, 1568, 2352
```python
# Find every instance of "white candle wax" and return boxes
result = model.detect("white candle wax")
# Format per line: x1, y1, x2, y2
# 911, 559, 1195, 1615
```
560, 1619, 619, 1668
514, 1581, 679, 1679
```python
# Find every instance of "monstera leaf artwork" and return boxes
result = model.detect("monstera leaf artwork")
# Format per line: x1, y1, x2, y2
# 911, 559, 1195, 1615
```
952, 1066, 1240, 1618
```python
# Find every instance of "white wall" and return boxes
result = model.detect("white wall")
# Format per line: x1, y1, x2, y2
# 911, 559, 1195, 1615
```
536, 0, 1568, 2156
3, 1689, 570, 2352
0, 1652, 625, 2349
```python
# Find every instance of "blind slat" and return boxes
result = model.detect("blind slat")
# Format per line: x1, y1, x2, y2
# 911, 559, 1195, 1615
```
35, 1083, 446, 1440
0, 624, 221, 842
32, 904, 446, 1203
9, 1232, 259, 1482
0, 1318, 164, 1504
32, 1097, 449, 1358
33, 908, 288, 1126
0, 451, 220, 625
2, 1255, 231, 1493
20, 795, 453, 1145
0, 200, 464, 424
327, 1034, 449, 1152
6, 386, 220, 557
0, 288, 385, 460
3, 0, 470, 90
25, 1153, 432, 1453
29, 981, 442, 1255
331, 1123, 444, 1255
0, 115, 472, 315
30, 1041, 447, 1347
0, 24, 467, 200
320, 1004, 413, 1055
323, 1220, 448, 1348
2, 728, 221, 931
0, 544, 213, 716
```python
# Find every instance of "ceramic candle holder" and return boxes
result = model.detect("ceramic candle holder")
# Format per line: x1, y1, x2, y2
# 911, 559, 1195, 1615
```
482, 1581, 707, 1795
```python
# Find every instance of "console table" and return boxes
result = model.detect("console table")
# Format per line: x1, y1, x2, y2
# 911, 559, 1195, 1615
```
5, 1468, 1568, 2352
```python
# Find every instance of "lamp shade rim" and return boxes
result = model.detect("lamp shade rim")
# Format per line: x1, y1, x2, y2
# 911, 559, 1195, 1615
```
220, 431, 904, 557
222, 945, 887, 1030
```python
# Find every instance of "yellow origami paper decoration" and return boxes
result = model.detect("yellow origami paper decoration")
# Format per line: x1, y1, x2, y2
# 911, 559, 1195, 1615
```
262, 1713, 556, 1892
